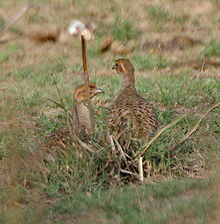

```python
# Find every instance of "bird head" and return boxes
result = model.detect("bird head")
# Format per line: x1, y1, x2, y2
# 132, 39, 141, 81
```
74, 83, 104, 104
112, 59, 134, 75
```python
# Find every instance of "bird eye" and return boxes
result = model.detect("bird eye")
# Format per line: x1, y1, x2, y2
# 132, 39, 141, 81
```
115, 63, 118, 66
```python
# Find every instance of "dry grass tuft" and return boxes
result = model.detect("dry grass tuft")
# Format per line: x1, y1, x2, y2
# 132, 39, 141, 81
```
0, 0, 219, 222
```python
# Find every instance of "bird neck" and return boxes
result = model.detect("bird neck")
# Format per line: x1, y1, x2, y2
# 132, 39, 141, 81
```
120, 72, 136, 93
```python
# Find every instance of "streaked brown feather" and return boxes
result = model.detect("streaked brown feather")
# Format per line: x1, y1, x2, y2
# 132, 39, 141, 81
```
73, 84, 104, 142
108, 59, 158, 142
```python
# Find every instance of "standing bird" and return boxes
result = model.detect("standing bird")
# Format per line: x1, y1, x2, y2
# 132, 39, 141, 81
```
44, 83, 103, 152
108, 59, 158, 144
73, 83, 104, 142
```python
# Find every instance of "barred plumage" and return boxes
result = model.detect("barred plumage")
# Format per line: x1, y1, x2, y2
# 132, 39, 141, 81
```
44, 84, 104, 149
73, 83, 104, 142
108, 59, 158, 141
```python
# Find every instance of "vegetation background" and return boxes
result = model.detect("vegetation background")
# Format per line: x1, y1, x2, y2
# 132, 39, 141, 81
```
0, 0, 219, 223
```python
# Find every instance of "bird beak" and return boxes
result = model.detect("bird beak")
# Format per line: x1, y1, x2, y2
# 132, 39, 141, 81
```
112, 64, 116, 70
95, 88, 105, 94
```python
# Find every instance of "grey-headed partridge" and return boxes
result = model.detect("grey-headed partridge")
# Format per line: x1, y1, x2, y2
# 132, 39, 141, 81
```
108, 59, 158, 142
73, 83, 104, 142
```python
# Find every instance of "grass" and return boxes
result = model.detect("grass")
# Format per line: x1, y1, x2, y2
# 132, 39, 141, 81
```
137, 72, 219, 107
0, 52, 9, 62
7, 43, 19, 53
10, 63, 219, 179
148, 5, 172, 22
132, 55, 171, 71
0, 15, 5, 29
1, 57, 219, 223
0, 0, 220, 223
148, 5, 188, 29
26, 177, 217, 224
27, 11, 46, 24
111, 15, 140, 42
204, 40, 220, 58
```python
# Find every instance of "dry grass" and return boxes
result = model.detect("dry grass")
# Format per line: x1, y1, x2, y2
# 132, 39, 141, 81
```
0, 0, 220, 223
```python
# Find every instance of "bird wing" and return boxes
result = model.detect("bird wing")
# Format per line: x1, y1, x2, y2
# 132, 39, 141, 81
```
108, 95, 158, 138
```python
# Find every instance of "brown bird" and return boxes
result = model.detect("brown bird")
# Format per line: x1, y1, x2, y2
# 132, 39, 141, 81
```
108, 59, 158, 143
73, 83, 104, 142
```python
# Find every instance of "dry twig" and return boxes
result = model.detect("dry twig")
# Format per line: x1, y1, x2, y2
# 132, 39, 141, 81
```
170, 103, 220, 153
0, 1, 28, 38
108, 131, 116, 152
138, 157, 144, 181
120, 169, 138, 177
81, 35, 95, 135
48, 98, 66, 110
112, 136, 127, 164
135, 113, 188, 159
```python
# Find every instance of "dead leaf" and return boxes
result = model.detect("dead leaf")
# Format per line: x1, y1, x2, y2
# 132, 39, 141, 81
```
101, 36, 114, 53
28, 26, 60, 43
111, 41, 131, 55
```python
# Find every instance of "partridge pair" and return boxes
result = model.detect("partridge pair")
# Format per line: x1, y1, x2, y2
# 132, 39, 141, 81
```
74, 59, 158, 143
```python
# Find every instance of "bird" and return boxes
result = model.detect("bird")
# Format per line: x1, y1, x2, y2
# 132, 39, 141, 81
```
108, 59, 158, 145
44, 83, 103, 154
73, 83, 104, 142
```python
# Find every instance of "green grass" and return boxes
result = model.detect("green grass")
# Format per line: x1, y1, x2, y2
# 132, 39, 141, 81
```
6, 62, 220, 181
7, 43, 19, 53
148, 5, 188, 27
204, 40, 220, 58
0, 44, 21, 63
111, 15, 140, 41
9, 26, 23, 35
148, 5, 172, 22
138, 71, 219, 107
38, 178, 216, 224
1, 0, 220, 223
1, 54, 218, 224
19, 67, 217, 193
27, 11, 46, 23
132, 55, 171, 71
0, 52, 9, 62
2, 177, 214, 224
15, 61, 66, 84
71, 63, 82, 72
0, 15, 5, 29
173, 14, 188, 24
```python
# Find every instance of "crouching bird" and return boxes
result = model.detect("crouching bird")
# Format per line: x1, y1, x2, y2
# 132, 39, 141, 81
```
108, 59, 158, 144
73, 83, 104, 142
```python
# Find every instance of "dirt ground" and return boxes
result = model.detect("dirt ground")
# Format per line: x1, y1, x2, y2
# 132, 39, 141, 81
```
0, 0, 219, 223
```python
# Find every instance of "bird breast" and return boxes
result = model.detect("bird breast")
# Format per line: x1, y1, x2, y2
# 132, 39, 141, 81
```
108, 91, 158, 140
75, 104, 92, 132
